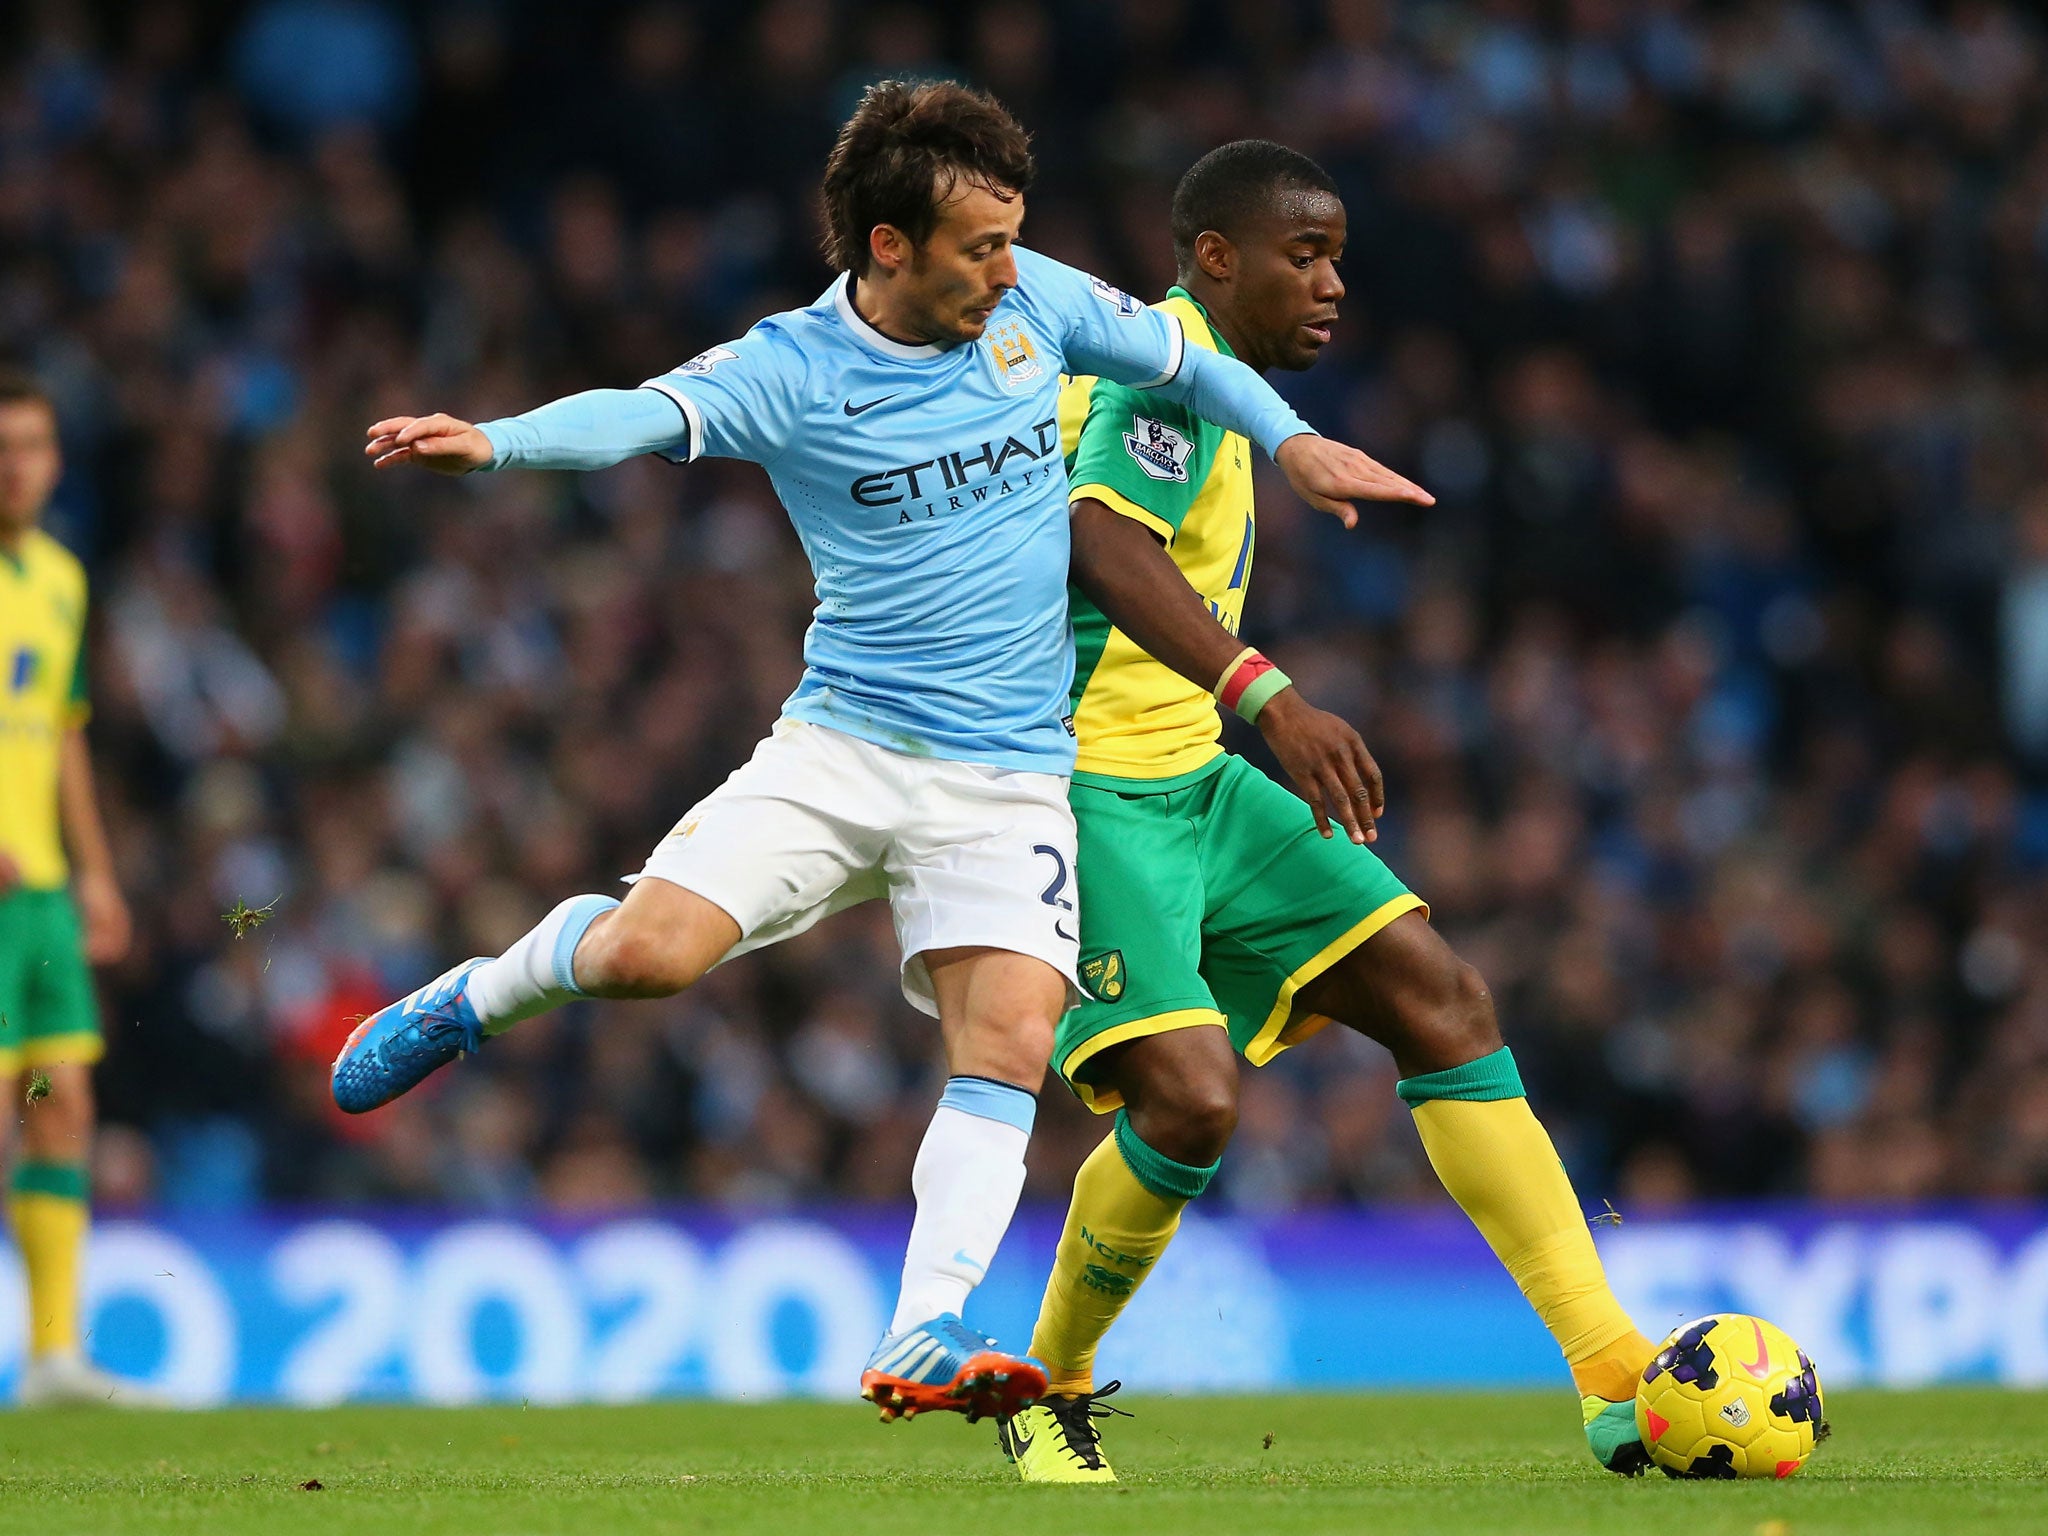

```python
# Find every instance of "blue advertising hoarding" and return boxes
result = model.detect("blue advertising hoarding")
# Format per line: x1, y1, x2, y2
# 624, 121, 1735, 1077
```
3, 1205, 2044, 1404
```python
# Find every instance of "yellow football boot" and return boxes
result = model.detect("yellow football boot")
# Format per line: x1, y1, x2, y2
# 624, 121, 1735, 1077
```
995, 1381, 1129, 1483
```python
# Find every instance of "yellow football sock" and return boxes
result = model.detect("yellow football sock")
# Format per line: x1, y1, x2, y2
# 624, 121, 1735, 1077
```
1028, 1112, 1215, 1395
1400, 1050, 1653, 1399
9, 1162, 90, 1358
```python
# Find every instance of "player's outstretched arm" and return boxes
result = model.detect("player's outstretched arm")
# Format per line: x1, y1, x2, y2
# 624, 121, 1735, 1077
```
1272, 433, 1433, 529
1153, 346, 1432, 525
1071, 499, 1385, 845
1047, 253, 1429, 520
365, 387, 690, 475
365, 413, 495, 474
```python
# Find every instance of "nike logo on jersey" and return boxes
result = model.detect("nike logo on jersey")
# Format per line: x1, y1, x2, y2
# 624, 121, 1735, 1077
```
844, 394, 899, 416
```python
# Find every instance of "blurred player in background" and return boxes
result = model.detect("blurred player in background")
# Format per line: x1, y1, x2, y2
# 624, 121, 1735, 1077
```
997, 143, 1655, 1481
330, 84, 1429, 1423
0, 370, 152, 1406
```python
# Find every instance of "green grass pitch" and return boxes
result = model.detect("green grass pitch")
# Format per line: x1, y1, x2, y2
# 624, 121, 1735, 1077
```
1, 1390, 2042, 1536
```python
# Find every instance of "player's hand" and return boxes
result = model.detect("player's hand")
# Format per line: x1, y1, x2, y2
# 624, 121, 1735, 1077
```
0, 850, 19, 896
1274, 435, 1432, 529
365, 414, 494, 474
1257, 687, 1385, 845
75, 868, 132, 965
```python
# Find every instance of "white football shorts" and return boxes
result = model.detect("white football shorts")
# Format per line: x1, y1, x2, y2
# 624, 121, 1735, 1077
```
630, 718, 1081, 1015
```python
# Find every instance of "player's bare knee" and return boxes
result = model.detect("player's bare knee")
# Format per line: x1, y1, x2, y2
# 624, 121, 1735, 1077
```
22, 1069, 93, 1155
577, 915, 700, 998
1164, 1071, 1238, 1163
1404, 959, 1501, 1068
22, 1113, 91, 1159
1121, 1034, 1238, 1165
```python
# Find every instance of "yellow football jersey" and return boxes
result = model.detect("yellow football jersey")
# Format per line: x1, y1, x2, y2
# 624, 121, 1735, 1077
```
0, 528, 89, 890
1062, 289, 1254, 786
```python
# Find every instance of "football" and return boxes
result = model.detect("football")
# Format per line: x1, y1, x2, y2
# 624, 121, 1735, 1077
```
1635, 1314, 1827, 1479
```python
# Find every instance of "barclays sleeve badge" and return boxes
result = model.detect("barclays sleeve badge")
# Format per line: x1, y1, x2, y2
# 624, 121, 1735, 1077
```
1123, 414, 1193, 482
1089, 275, 1145, 317
676, 346, 739, 376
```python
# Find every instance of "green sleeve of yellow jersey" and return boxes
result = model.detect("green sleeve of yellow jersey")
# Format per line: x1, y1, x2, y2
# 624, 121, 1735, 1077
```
1067, 378, 1222, 543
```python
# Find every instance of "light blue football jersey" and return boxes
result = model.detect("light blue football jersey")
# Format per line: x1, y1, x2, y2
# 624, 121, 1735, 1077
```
623, 247, 1308, 774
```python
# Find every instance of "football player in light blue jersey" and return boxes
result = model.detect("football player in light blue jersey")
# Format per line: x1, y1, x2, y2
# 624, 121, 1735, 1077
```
333, 80, 1431, 1424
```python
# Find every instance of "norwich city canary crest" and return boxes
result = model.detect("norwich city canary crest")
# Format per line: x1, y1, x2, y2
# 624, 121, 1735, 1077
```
1081, 950, 1125, 1002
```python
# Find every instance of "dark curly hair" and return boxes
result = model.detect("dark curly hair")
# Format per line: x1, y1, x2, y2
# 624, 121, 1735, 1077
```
820, 79, 1036, 274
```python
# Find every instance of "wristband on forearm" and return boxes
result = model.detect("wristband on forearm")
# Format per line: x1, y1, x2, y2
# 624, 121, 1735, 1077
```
1212, 646, 1293, 724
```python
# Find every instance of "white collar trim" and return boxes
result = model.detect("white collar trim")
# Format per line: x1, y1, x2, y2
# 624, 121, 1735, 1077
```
832, 273, 947, 360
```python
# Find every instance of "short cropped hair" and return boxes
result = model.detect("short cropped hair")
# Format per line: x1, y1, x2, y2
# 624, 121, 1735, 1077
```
0, 366, 53, 412
820, 79, 1036, 274
1170, 140, 1340, 270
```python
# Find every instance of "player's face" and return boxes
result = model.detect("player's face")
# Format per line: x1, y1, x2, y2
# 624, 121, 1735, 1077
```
1237, 191, 1347, 372
905, 179, 1025, 344
0, 399, 61, 536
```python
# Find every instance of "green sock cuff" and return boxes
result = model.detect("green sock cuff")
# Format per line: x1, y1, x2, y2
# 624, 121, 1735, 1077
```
10, 1160, 89, 1203
1112, 1110, 1219, 1201
1396, 1045, 1526, 1105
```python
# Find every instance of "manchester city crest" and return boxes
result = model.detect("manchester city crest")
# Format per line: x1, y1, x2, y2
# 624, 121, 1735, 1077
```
984, 321, 1045, 390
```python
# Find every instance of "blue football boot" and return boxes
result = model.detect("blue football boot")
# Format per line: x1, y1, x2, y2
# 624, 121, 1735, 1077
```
331, 958, 490, 1113
859, 1314, 1046, 1424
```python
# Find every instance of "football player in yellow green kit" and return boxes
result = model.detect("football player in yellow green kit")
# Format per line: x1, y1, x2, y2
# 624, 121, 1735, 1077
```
998, 143, 1656, 1481
0, 370, 154, 1405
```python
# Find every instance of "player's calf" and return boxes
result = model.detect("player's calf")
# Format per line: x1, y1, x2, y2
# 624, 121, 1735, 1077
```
11, 1062, 104, 1392
868, 954, 1062, 1423
332, 883, 737, 1114
1319, 913, 1655, 1469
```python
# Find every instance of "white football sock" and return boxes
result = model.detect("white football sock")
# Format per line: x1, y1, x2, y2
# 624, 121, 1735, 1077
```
889, 1077, 1036, 1335
465, 894, 619, 1034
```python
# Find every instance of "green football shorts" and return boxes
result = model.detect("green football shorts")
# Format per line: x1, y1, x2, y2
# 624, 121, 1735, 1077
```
1057, 752, 1426, 1112
0, 887, 103, 1073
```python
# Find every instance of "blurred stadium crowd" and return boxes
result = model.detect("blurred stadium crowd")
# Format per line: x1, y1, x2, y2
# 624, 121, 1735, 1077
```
8, 0, 2048, 1215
